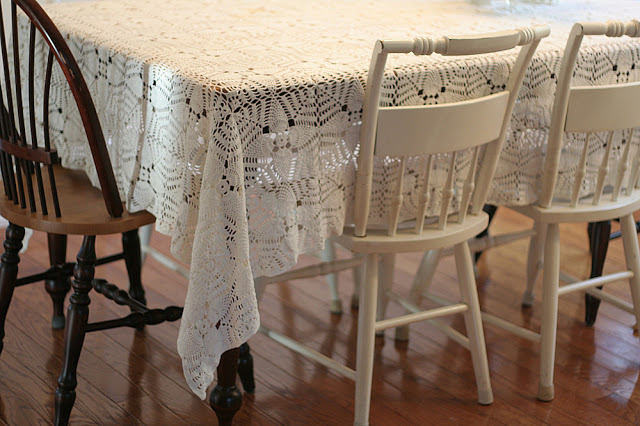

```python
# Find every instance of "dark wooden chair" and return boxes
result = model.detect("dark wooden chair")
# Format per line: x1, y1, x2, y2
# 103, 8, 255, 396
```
0, 1, 184, 424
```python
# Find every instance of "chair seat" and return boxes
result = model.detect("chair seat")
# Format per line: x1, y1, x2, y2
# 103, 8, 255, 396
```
0, 164, 155, 235
334, 212, 489, 254
513, 190, 640, 224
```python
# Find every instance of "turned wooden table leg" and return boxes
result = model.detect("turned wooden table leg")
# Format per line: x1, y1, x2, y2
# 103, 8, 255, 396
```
210, 347, 242, 426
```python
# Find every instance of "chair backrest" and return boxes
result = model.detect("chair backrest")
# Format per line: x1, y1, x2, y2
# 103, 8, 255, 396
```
353, 25, 550, 237
539, 20, 640, 208
0, 0, 122, 218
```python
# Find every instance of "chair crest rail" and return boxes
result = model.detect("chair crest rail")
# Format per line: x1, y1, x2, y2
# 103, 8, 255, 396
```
580, 20, 640, 37
378, 25, 550, 56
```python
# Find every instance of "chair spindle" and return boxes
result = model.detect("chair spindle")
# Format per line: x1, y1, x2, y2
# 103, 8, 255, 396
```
458, 146, 480, 224
27, 22, 46, 214
4, 154, 16, 203
387, 156, 406, 236
570, 132, 591, 207
414, 155, 433, 234
42, 51, 52, 151
12, 3, 26, 146
613, 129, 634, 201
0, 4, 15, 146
438, 152, 457, 230
42, 51, 60, 217
593, 130, 615, 205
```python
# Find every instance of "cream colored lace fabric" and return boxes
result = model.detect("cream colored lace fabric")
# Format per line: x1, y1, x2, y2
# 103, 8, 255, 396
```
34, 0, 640, 398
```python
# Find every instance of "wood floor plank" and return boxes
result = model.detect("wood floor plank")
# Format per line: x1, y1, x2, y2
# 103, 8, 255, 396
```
0, 350, 56, 425
261, 282, 571, 425
2, 208, 640, 424
3, 288, 142, 425
9, 230, 277, 425
260, 287, 524, 424
389, 253, 640, 423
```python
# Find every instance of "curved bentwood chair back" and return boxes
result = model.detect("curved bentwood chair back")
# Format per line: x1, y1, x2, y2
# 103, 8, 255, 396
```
0, 0, 122, 221
339, 25, 550, 425
517, 20, 640, 402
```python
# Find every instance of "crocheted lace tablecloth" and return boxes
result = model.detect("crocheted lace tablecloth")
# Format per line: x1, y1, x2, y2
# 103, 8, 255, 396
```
35, 0, 640, 398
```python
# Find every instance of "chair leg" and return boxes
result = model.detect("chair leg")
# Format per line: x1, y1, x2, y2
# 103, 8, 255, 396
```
619, 214, 640, 332
584, 220, 611, 326
122, 230, 146, 306
454, 241, 493, 405
237, 342, 255, 393
398, 248, 441, 341
45, 234, 71, 330
0, 223, 24, 354
522, 222, 547, 307
411, 249, 441, 301
254, 278, 267, 304
351, 262, 363, 310
354, 253, 378, 426
376, 253, 394, 337
138, 223, 153, 264
474, 204, 498, 263
55, 236, 96, 426
319, 241, 342, 314
538, 223, 559, 402
523, 223, 546, 306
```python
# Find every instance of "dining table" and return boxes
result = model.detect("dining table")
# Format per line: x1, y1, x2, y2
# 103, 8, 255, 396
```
25, 0, 640, 421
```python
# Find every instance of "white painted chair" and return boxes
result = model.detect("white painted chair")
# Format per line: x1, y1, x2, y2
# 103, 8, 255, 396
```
257, 25, 549, 425
510, 20, 640, 402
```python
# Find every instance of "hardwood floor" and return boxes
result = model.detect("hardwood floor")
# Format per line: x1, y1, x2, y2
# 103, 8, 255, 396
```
1, 208, 639, 424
